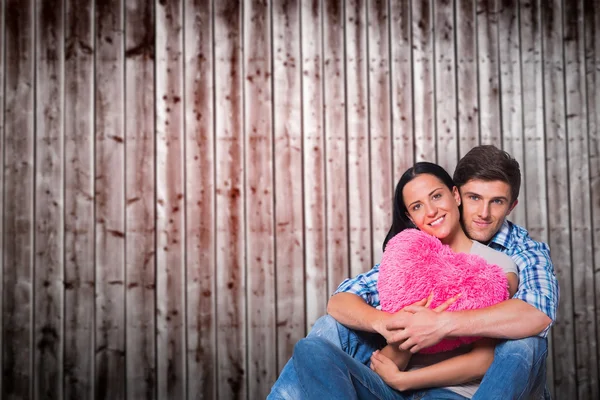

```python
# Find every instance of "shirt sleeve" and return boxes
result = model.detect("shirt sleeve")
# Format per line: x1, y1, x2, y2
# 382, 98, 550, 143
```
333, 264, 381, 308
510, 240, 559, 337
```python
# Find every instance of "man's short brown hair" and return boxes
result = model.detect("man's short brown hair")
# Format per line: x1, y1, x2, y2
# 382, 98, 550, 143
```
453, 145, 521, 203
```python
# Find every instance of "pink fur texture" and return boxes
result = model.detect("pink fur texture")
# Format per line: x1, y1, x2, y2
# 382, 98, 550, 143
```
378, 229, 509, 353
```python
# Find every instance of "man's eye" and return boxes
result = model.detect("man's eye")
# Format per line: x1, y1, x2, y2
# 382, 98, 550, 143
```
493, 199, 504, 205
469, 195, 479, 201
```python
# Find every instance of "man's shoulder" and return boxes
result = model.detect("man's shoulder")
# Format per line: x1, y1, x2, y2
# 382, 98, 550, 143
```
500, 220, 550, 255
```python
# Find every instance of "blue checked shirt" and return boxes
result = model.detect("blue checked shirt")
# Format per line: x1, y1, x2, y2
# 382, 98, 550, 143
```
335, 220, 559, 338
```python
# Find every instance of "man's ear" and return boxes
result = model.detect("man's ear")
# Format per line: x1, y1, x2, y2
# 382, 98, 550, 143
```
452, 186, 461, 206
507, 199, 519, 215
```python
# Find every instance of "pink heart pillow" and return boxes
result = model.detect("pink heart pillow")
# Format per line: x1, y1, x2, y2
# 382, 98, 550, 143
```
378, 229, 509, 353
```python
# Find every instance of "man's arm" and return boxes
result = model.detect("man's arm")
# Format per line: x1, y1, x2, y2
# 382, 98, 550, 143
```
387, 237, 558, 352
327, 292, 388, 333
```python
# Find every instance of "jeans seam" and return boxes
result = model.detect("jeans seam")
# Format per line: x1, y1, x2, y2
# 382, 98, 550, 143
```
514, 348, 548, 400
349, 369, 393, 400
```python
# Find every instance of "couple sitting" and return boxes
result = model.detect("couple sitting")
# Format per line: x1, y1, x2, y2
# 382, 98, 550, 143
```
268, 145, 559, 399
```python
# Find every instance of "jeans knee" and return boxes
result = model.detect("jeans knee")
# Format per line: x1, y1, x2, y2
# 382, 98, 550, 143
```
496, 337, 548, 364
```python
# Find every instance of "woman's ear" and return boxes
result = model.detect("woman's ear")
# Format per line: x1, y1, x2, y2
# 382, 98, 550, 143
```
452, 186, 461, 206
405, 212, 416, 227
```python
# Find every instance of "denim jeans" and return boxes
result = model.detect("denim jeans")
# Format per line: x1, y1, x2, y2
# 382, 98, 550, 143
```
293, 336, 467, 400
267, 315, 549, 399
267, 315, 386, 399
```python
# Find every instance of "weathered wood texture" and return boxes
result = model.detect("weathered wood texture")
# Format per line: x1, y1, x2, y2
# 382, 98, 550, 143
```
1, 0, 599, 399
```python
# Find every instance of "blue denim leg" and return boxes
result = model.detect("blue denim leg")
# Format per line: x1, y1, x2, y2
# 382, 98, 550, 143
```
293, 336, 410, 400
413, 388, 469, 400
267, 315, 386, 399
472, 337, 548, 400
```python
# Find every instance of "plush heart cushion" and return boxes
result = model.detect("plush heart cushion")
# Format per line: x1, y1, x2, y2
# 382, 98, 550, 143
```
378, 229, 509, 353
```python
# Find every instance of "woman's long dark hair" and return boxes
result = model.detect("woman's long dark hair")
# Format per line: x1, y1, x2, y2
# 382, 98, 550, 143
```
382, 162, 457, 251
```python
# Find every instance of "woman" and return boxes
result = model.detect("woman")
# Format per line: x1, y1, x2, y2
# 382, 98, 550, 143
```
294, 162, 518, 399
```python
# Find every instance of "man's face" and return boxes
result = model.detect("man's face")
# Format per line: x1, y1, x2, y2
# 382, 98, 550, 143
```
459, 179, 518, 243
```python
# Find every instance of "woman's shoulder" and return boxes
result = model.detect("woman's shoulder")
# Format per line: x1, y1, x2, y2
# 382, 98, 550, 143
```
470, 241, 518, 274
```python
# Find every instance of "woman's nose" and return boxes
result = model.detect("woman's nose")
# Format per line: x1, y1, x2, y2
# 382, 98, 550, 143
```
425, 203, 437, 216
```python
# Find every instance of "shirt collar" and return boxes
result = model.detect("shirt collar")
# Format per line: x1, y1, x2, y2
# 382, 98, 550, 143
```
489, 219, 513, 249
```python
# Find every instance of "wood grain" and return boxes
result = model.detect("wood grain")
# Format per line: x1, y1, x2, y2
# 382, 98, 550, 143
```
95, 0, 126, 397
456, 0, 480, 156
214, 1, 246, 398
184, 0, 216, 398
563, 1, 598, 398
434, 0, 458, 172
323, 0, 349, 294
125, 0, 156, 398
390, 0, 414, 181
368, 0, 393, 264
64, 0, 95, 397
34, 0, 64, 397
301, 0, 328, 330
3, 0, 35, 398
542, 0, 577, 397
345, 0, 371, 275
272, 0, 305, 374
155, 0, 186, 398
412, 0, 436, 162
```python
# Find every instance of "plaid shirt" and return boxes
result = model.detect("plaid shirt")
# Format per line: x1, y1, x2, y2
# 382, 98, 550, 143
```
335, 220, 559, 338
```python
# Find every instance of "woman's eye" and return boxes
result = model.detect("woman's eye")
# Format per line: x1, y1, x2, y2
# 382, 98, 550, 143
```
412, 204, 421, 211
433, 193, 441, 200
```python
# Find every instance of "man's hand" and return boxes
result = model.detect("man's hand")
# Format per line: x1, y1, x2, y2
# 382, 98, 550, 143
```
372, 297, 428, 343
386, 293, 461, 353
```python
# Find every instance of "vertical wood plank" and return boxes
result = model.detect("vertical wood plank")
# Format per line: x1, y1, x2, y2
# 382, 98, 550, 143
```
498, 0, 526, 226
95, 0, 126, 398
272, 0, 305, 371
125, 0, 156, 399
184, 0, 216, 398
0, 0, 4, 394
477, 0, 502, 147
584, 1, 600, 397
434, 0, 458, 172
3, 0, 34, 398
345, 0, 371, 275
244, 0, 276, 397
323, 0, 349, 294
542, 0, 577, 397
34, 0, 64, 398
368, 0, 393, 264
155, 0, 186, 398
64, 0, 95, 397
301, 0, 328, 329
456, 0, 480, 156
214, 1, 246, 398
519, 0, 553, 393
563, 1, 598, 398
390, 0, 414, 181
412, 0, 436, 162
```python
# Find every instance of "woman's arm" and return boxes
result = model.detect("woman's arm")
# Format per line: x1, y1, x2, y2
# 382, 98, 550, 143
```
506, 272, 518, 297
379, 344, 412, 371
371, 338, 496, 392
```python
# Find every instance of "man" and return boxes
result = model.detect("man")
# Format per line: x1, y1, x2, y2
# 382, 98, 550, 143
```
268, 145, 559, 399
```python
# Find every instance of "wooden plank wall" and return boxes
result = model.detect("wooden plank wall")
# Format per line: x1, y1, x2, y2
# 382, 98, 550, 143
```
0, 0, 599, 399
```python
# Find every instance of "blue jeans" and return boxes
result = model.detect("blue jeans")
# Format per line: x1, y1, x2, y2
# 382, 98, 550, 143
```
267, 315, 387, 399
293, 336, 467, 400
268, 315, 549, 399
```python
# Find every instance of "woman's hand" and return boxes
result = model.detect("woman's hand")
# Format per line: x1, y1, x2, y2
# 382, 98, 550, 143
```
370, 350, 409, 391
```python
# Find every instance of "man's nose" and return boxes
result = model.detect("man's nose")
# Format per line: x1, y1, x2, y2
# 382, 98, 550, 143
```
479, 203, 490, 219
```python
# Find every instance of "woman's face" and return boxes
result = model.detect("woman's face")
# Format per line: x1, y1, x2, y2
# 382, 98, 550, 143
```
402, 173, 462, 242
